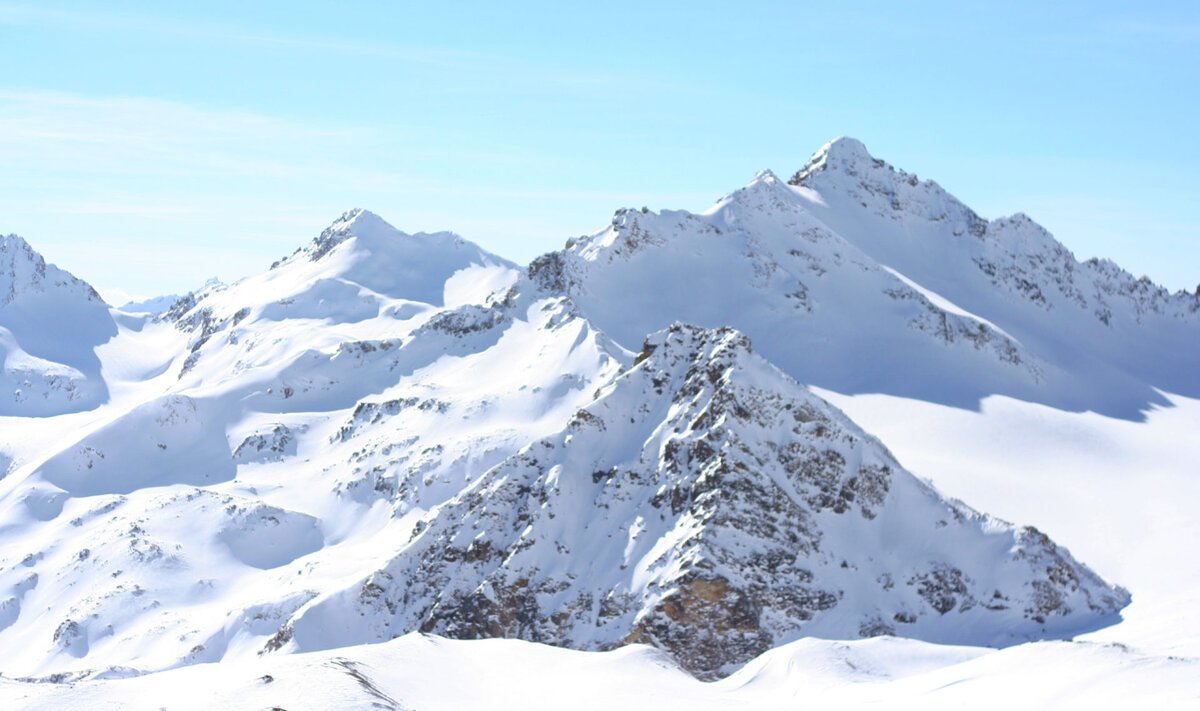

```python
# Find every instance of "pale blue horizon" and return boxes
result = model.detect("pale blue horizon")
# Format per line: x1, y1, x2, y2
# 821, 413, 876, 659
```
2, 1, 1197, 301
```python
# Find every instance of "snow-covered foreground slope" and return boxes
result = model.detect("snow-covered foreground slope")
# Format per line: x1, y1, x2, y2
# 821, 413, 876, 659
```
0, 137, 1196, 706
2, 633, 1196, 710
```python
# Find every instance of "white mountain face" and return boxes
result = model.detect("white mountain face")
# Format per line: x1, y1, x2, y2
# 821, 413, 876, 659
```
542, 138, 1197, 418
0, 139, 1194, 699
788, 137, 1199, 417
0, 235, 116, 417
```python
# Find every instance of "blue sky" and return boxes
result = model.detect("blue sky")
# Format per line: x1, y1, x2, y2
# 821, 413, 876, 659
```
2, 1, 1197, 301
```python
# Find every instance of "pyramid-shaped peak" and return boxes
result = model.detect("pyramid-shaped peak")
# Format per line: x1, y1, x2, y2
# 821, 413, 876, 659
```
820, 135, 874, 162
305, 209, 478, 264
1, 233, 42, 266
790, 136, 882, 184
1, 232, 106, 307
293, 300, 1130, 678
335, 208, 396, 235
305, 208, 410, 261
750, 168, 783, 185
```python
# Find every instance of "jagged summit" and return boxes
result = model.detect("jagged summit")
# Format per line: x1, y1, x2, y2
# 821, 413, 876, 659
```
778, 137, 1199, 414
788, 136, 968, 226
1, 233, 106, 307
522, 136, 1198, 417
790, 135, 878, 184
294, 208, 482, 266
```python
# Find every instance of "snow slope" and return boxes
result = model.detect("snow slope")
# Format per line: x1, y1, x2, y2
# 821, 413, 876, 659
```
2, 633, 1195, 710
821, 387, 1200, 660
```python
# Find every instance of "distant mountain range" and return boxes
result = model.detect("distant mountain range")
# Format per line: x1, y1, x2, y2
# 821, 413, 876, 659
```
2, 137, 1195, 683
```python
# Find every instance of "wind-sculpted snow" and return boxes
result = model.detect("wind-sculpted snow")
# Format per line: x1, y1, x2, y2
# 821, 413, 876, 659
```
0, 235, 116, 415
0, 486, 325, 668
287, 324, 1127, 678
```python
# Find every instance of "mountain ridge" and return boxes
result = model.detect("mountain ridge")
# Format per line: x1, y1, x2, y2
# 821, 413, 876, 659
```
0, 136, 1191, 684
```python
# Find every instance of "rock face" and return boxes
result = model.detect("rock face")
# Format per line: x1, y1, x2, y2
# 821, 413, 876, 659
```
290, 324, 1127, 679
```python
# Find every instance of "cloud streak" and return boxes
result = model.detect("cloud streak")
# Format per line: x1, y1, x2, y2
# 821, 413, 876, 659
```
0, 2, 482, 66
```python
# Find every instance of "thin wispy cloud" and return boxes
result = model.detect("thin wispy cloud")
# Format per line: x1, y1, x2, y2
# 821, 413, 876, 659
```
0, 2, 688, 98
0, 2, 481, 66
0, 90, 413, 188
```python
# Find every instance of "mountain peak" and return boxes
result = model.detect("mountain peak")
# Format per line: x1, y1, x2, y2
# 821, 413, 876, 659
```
790, 136, 876, 184
749, 168, 783, 185
822, 135, 873, 160
1, 232, 34, 252
335, 207, 391, 234
638, 323, 753, 370
788, 136, 984, 232
1, 232, 105, 307
305, 208, 405, 261
1, 233, 44, 274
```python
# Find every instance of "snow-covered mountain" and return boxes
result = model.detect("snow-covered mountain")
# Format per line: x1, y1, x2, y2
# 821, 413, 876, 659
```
540, 139, 1198, 418
289, 323, 1124, 678
0, 138, 1196, 705
0, 211, 627, 677
789, 137, 1199, 416
0, 235, 115, 416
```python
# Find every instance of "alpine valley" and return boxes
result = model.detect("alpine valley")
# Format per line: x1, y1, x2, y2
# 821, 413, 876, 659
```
1, 138, 1197, 709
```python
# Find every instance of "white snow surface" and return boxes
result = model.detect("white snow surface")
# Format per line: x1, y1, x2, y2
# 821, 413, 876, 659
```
3, 633, 1196, 710
0, 140, 1197, 707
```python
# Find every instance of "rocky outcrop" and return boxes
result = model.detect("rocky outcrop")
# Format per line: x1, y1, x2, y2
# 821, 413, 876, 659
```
290, 324, 1129, 678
